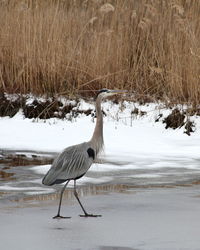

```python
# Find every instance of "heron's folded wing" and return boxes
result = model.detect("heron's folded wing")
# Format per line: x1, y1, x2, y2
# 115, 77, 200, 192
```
42, 143, 93, 185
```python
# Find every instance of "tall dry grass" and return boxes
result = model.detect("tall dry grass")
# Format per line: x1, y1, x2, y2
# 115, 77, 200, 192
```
0, 0, 200, 105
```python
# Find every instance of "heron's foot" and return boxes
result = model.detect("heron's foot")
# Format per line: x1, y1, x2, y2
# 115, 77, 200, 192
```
53, 214, 71, 219
79, 213, 102, 218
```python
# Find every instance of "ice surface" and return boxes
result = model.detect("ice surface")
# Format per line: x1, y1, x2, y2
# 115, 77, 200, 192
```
1, 186, 200, 250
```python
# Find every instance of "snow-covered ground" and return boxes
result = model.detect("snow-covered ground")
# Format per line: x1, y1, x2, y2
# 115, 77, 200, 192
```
1, 99, 200, 195
1, 99, 200, 159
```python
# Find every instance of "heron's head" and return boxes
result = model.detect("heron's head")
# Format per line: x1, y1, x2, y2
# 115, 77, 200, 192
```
97, 88, 127, 99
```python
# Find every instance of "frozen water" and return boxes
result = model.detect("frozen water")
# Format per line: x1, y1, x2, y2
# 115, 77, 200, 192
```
1, 186, 200, 250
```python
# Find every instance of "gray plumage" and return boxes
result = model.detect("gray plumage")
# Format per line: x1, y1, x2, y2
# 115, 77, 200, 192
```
42, 88, 126, 218
42, 142, 95, 185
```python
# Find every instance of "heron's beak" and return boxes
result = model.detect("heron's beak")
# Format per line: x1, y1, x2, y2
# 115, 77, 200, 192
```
108, 90, 128, 95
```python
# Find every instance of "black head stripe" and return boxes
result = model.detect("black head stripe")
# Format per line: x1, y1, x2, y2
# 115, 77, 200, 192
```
87, 148, 95, 160
98, 88, 108, 94
95, 88, 109, 99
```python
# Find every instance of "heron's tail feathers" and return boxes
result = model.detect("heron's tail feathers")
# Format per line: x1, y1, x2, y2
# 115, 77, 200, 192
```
42, 175, 53, 186
42, 177, 67, 186
42, 168, 67, 186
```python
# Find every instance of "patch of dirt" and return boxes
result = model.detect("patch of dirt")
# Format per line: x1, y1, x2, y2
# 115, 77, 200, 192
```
163, 109, 185, 129
131, 108, 147, 116
0, 94, 96, 120
0, 93, 24, 117
72, 108, 94, 118
162, 109, 195, 135
0, 154, 53, 166
184, 120, 195, 136
23, 99, 78, 119
0, 170, 15, 181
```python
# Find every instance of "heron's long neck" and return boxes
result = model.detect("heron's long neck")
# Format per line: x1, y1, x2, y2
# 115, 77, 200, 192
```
90, 96, 104, 155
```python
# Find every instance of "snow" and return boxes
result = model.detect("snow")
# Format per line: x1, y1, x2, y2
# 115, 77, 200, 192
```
1, 99, 200, 177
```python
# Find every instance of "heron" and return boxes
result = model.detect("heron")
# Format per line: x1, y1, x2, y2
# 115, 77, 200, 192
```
42, 88, 127, 219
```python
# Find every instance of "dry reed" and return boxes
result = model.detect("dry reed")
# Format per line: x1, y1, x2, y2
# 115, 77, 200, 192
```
0, 0, 200, 105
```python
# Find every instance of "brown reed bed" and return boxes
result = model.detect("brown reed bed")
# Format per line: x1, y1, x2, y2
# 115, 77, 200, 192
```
0, 0, 200, 106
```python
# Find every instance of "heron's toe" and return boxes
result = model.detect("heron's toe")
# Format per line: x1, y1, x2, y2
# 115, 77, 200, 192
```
53, 215, 71, 219
79, 213, 102, 218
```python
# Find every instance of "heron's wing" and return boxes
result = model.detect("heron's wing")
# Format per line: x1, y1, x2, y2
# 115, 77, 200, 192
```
42, 142, 94, 185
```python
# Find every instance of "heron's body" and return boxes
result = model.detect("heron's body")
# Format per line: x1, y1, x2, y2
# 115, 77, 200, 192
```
42, 89, 126, 218
42, 142, 95, 185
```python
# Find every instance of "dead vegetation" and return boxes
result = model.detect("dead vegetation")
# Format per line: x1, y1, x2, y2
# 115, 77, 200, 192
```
163, 108, 195, 135
23, 99, 74, 119
0, 93, 24, 117
0, 0, 200, 107
0, 153, 53, 167
0, 93, 95, 120
163, 109, 185, 130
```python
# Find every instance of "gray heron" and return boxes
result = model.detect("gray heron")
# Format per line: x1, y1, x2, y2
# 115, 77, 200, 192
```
42, 88, 127, 219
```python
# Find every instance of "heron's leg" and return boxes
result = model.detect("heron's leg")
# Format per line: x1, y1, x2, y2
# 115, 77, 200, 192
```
53, 180, 71, 219
73, 180, 102, 218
